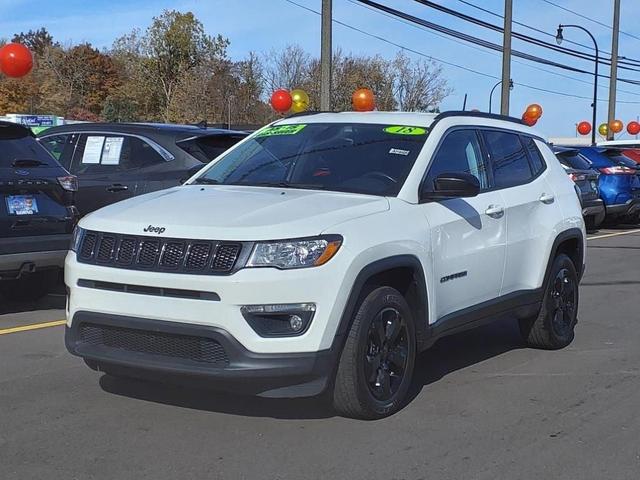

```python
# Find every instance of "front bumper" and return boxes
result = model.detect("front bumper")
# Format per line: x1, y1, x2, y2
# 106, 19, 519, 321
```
65, 311, 336, 398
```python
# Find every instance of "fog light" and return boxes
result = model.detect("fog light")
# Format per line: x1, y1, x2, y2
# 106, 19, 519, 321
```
241, 303, 315, 337
289, 314, 304, 332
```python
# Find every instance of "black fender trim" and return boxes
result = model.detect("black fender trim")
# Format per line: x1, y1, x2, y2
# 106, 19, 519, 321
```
330, 255, 429, 354
543, 228, 585, 284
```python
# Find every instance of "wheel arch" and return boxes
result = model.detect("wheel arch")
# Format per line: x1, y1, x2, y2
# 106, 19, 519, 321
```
331, 255, 430, 355
543, 228, 585, 286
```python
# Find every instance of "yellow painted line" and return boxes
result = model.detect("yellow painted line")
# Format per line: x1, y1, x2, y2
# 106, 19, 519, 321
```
0, 319, 66, 335
588, 228, 640, 241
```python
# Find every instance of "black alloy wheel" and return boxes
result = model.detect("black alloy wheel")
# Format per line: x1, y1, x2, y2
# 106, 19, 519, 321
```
364, 307, 409, 401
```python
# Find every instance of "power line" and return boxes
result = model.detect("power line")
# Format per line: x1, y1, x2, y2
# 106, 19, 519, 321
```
282, 0, 640, 104
356, 0, 640, 88
346, 0, 640, 97
538, 0, 640, 43
412, 0, 640, 72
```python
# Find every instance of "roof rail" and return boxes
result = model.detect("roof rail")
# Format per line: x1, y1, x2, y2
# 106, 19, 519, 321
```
434, 110, 525, 125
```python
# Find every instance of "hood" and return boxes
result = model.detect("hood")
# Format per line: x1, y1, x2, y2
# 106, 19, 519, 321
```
80, 185, 389, 240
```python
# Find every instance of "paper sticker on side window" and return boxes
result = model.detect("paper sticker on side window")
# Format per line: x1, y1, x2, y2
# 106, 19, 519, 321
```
389, 148, 410, 156
256, 124, 307, 137
82, 136, 104, 164
384, 126, 427, 135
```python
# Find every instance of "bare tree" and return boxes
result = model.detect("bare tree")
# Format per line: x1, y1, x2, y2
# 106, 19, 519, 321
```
262, 45, 310, 91
392, 52, 451, 111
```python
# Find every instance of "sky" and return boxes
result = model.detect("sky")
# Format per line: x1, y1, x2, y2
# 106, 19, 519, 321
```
2, 0, 640, 138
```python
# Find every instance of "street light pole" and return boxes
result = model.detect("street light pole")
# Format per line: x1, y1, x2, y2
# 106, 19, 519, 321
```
557, 24, 599, 146
489, 79, 513, 114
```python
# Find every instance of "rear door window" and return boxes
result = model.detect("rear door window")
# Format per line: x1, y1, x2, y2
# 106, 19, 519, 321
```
521, 136, 546, 175
71, 134, 166, 174
482, 130, 533, 189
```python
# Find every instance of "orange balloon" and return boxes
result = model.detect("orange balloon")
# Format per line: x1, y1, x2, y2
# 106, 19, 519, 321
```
522, 113, 537, 127
352, 88, 375, 112
525, 103, 543, 119
609, 119, 623, 133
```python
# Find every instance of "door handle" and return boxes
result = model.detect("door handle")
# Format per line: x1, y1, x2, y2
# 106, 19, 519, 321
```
485, 204, 504, 218
539, 193, 555, 204
107, 184, 128, 192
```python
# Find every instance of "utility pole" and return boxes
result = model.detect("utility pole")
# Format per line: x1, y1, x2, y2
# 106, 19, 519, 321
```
607, 0, 621, 140
320, 0, 332, 111
500, 0, 513, 116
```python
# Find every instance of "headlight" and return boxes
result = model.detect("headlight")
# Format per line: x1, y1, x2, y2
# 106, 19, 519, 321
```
246, 235, 342, 269
70, 226, 84, 252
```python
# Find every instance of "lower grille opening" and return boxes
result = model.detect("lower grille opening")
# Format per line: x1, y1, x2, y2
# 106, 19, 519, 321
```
78, 323, 229, 366
77, 279, 220, 301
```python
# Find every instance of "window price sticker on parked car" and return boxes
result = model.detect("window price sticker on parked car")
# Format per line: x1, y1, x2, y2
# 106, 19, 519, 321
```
102, 137, 124, 165
6, 195, 38, 215
82, 136, 105, 164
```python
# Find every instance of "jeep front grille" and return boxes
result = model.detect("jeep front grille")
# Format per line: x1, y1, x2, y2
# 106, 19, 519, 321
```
77, 231, 242, 275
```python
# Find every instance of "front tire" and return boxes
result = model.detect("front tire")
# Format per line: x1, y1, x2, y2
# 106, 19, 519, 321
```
519, 254, 578, 349
333, 287, 416, 420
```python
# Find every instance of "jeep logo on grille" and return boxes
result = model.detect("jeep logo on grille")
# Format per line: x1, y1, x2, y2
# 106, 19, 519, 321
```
143, 225, 166, 235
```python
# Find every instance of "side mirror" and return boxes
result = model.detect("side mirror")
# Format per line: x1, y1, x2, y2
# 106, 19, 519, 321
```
420, 172, 480, 201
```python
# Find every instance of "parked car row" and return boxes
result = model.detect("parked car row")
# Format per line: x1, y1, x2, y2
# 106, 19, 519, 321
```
553, 144, 640, 228
1, 121, 246, 300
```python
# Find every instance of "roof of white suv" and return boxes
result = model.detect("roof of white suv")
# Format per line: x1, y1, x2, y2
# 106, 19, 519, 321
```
274, 111, 438, 127
273, 110, 543, 139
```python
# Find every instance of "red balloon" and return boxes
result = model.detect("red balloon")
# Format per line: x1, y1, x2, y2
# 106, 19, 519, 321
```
270, 89, 292, 113
627, 121, 640, 135
0, 43, 33, 78
352, 88, 375, 112
522, 113, 537, 127
577, 121, 592, 136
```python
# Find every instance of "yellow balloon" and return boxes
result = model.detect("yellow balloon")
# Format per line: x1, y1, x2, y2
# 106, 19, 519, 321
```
598, 123, 608, 136
290, 101, 307, 113
290, 88, 309, 112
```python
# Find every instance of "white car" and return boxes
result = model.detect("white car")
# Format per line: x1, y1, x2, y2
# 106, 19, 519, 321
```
65, 111, 586, 419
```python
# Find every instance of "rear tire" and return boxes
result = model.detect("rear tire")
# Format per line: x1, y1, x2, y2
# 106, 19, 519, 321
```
333, 287, 416, 420
519, 254, 578, 350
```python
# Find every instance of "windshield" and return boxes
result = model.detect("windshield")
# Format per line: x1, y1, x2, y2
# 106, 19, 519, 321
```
194, 123, 429, 196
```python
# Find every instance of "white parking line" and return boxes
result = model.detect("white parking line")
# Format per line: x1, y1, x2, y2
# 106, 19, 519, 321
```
588, 229, 640, 240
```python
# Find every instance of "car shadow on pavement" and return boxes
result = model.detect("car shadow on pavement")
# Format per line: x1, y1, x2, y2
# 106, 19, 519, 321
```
99, 374, 337, 420
98, 317, 525, 420
0, 291, 65, 315
406, 316, 525, 405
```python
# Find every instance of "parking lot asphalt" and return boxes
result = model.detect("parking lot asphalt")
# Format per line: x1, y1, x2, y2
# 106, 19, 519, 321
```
1, 228, 639, 480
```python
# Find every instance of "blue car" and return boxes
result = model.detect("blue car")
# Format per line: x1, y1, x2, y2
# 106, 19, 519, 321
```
578, 146, 640, 223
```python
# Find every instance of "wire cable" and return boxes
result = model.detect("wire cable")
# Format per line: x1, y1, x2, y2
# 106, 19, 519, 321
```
282, 0, 640, 104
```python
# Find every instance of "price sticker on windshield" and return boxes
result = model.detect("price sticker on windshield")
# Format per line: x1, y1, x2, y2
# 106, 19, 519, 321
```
384, 126, 427, 135
256, 124, 307, 137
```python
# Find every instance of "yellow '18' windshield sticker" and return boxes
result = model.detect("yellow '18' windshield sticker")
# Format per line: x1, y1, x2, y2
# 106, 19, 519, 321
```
384, 126, 427, 135
256, 124, 307, 137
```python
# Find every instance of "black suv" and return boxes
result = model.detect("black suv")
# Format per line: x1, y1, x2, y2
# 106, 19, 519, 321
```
38, 123, 247, 216
0, 122, 78, 300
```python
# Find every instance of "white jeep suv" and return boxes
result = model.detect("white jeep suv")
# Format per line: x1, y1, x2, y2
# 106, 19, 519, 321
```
65, 111, 585, 419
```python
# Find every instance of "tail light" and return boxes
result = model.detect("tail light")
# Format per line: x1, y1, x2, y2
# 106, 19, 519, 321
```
599, 166, 636, 175
568, 173, 586, 182
57, 175, 78, 191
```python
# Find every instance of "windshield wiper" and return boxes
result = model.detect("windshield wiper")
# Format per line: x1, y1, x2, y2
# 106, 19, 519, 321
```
12, 159, 48, 167
237, 181, 327, 190
191, 177, 221, 185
